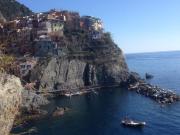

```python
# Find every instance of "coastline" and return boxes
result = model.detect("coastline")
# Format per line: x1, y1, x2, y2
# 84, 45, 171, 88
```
12, 76, 180, 128
36, 85, 120, 97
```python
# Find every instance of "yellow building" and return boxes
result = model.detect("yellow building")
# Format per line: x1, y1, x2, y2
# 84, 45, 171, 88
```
49, 20, 64, 37
51, 20, 64, 32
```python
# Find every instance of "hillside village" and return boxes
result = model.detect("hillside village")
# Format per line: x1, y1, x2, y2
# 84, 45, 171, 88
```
0, 9, 109, 79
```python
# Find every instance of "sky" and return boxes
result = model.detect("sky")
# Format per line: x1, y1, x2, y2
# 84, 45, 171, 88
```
17, 0, 180, 53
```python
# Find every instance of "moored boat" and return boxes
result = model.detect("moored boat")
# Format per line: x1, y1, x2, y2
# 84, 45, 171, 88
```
121, 118, 146, 127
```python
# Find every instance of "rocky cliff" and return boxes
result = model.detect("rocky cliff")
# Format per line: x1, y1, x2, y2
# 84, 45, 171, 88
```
0, 11, 6, 23
0, 0, 32, 21
30, 35, 129, 93
0, 74, 23, 135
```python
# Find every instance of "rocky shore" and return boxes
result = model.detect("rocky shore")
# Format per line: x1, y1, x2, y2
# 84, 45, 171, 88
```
127, 72, 180, 104
8, 72, 180, 135
0, 1, 180, 134
12, 90, 49, 128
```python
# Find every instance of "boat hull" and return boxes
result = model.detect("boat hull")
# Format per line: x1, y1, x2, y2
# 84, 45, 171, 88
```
121, 120, 146, 127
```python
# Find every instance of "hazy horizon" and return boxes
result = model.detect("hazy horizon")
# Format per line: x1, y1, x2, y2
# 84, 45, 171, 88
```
17, 0, 180, 53
125, 49, 180, 54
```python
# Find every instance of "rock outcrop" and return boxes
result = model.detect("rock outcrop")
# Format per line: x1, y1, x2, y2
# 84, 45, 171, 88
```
0, 11, 6, 23
127, 72, 180, 104
12, 90, 49, 130
21, 90, 49, 113
0, 74, 23, 135
30, 41, 129, 93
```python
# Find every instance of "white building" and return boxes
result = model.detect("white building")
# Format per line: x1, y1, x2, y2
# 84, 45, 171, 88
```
37, 21, 52, 36
37, 20, 64, 37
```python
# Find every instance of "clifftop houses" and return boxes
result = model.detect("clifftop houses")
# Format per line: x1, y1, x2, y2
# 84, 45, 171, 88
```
0, 10, 103, 40
0, 9, 104, 52
0, 9, 104, 77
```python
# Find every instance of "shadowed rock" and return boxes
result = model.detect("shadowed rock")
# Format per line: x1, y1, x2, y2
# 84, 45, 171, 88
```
145, 73, 154, 80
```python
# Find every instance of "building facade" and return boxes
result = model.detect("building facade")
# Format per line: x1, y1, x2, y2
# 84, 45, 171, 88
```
34, 38, 58, 57
80, 16, 103, 32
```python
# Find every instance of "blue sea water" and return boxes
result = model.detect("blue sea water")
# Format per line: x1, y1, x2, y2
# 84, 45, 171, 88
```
13, 51, 180, 135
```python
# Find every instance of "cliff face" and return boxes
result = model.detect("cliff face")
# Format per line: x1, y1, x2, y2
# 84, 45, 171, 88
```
0, 74, 23, 135
30, 39, 129, 93
0, 0, 32, 21
0, 11, 6, 23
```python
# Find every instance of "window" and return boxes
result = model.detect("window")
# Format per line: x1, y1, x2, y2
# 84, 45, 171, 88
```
20, 65, 26, 69
27, 65, 31, 69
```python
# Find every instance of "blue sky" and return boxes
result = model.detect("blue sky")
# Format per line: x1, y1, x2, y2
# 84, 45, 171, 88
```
17, 0, 180, 53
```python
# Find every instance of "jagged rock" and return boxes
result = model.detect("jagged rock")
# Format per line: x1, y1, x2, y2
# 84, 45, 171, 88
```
13, 91, 49, 129
127, 72, 143, 84
145, 73, 154, 80
11, 127, 38, 135
21, 90, 49, 114
128, 72, 180, 104
0, 11, 6, 23
30, 52, 129, 93
0, 73, 23, 135
52, 107, 65, 117
52, 107, 70, 117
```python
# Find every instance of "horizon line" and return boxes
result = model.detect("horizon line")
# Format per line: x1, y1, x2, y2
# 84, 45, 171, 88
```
125, 50, 180, 55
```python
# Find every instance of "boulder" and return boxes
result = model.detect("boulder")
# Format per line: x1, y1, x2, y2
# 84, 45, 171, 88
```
21, 90, 49, 114
0, 74, 23, 135
145, 73, 154, 80
52, 107, 65, 117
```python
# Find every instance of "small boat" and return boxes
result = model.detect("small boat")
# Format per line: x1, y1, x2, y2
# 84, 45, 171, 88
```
64, 93, 73, 97
121, 118, 146, 127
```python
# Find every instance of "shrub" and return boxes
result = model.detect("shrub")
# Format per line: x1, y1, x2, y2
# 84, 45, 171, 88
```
0, 54, 14, 73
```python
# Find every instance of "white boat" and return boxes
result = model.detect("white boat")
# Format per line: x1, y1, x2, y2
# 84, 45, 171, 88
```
65, 93, 72, 97
121, 118, 146, 127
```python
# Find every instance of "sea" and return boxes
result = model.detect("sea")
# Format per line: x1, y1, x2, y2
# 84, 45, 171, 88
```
13, 51, 180, 135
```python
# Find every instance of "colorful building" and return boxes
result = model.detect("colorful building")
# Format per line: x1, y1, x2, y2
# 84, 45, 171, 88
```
17, 27, 32, 41
47, 10, 67, 22
37, 19, 64, 37
49, 19, 64, 37
80, 16, 103, 32
37, 21, 52, 36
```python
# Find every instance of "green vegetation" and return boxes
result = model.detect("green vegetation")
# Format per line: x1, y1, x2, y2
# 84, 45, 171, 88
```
0, 54, 14, 73
0, 0, 32, 21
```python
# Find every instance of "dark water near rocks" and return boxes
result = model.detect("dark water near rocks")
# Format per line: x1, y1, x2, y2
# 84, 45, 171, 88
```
13, 51, 180, 135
